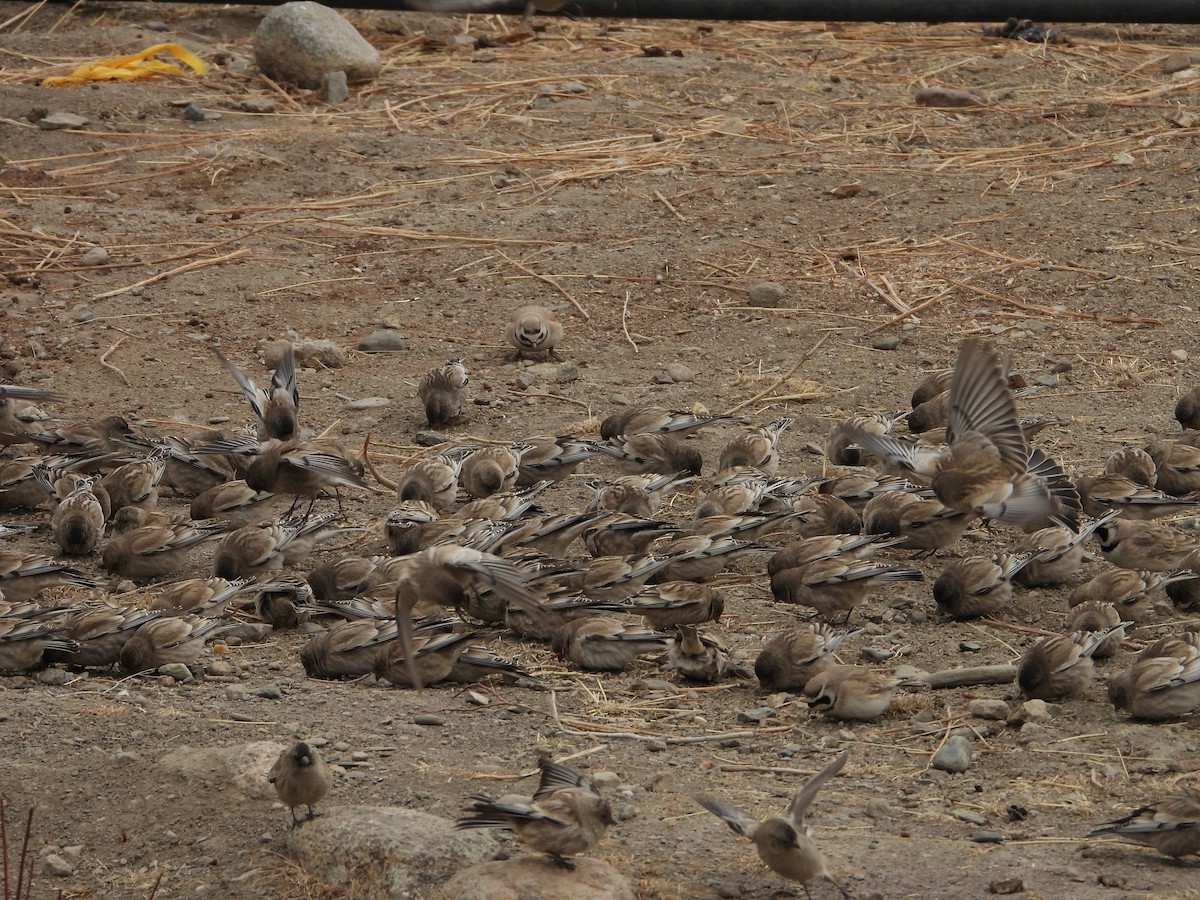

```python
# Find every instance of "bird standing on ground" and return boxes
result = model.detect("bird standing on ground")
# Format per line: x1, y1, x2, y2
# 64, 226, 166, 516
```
418, 358, 469, 426
508, 305, 564, 358
695, 752, 852, 897
269, 741, 333, 828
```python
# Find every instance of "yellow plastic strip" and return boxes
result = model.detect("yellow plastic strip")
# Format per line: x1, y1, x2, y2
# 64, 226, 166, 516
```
43, 43, 208, 87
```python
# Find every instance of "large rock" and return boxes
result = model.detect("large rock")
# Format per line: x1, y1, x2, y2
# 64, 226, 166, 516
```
254, 2, 381, 89
443, 856, 636, 900
159, 741, 284, 800
286, 806, 496, 895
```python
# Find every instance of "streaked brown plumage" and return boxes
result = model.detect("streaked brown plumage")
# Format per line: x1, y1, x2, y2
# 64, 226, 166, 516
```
395, 450, 468, 511
553, 616, 669, 671
191, 480, 287, 527
374, 630, 476, 687
417, 358, 469, 426
515, 435, 600, 486
695, 752, 851, 897
461, 444, 525, 498
1105, 446, 1157, 487
1089, 787, 1200, 859
99, 455, 166, 517
1077, 473, 1200, 520
933, 551, 1038, 619
47, 606, 162, 668
755, 623, 856, 693
670, 624, 741, 683
586, 433, 702, 477
1069, 568, 1196, 622
269, 741, 332, 828
101, 518, 225, 580
621, 581, 724, 628
118, 615, 230, 673
0, 618, 77, 673
456, 759, 614, 867
804, 666, 900, 721
508, 305, 564, 358
1017, 625, 1127, 700
215, 344, 299, 441
50, 477, 105, 555
0, 551, 100, 601
1065, 601, 1124, 658
718, 418, 792, 474
770, 558, 922, 622
1094, 518, 1200, 572
1146, 440, 1200, 496
1108, 644, 1200, 720
600, 406, 745, 440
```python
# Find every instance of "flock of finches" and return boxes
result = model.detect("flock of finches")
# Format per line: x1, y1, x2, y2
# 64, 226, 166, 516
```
2, 302, 1200, 889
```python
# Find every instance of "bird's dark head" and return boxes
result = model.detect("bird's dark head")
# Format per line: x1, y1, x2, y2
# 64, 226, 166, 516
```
1094, 523, 1118, 552
293, 742, 314, 766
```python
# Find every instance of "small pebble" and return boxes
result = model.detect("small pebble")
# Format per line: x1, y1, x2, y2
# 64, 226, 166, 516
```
930, 735, 972, 773
38, 112, 89, 130
967, 699, 1009, 720
413, 713, 445, 726
747, 282, 785, 308
1171, 349, 1188, 362
988, 876, 1024, 894
182, 102, 206, 122
555, 363, 580, 383
357, 329, 406, 352
414, 430, 447, 447
736, 707, 777, 724
79, 246, 109, 266
972, 832, 1008, 844
591, 771, 621, 788
37, 669, 74, 686
43, 854, 73, 877
320, 70, 349, 104
951, 808, 988, 826
958, 641, 983, 652
872, 335, 900, 351
256, 684, 282, 699
662, 363, 695, 383
344, 396, 390, 410
1032, 374, 1058, 388
158, 663, 193, 682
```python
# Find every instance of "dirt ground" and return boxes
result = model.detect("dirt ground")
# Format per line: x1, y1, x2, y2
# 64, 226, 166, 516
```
1, 4, 1200, 898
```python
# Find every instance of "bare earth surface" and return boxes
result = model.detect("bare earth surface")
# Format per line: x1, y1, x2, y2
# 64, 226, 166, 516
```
1, 4, 1200, 898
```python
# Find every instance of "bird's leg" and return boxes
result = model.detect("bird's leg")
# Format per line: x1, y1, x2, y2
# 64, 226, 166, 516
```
396, 595, 424, 689
306, 805, 317, 821
547, 853, 576, 870
826, 874, 854, 899
289, 807, 302, 829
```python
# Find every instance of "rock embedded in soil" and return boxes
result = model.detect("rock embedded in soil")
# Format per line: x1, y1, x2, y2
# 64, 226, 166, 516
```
79, 246, 109, 266
287, 806, 495, 894
967, 699, 1009, 720
931, 735, 972, 773
444, 856, 636, 900
747, 281, 785, 308
253, 1, 381, 89
37, 112, 89, 130
357, 329, 407, 352
160, 741, 284, 800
